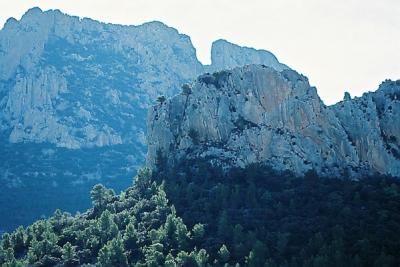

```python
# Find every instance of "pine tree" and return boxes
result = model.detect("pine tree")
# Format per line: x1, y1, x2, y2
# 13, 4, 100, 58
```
163, 209, 189, 250
97, 243, 111, 266
110, 234, 128, 267
175, 217, 189, 250
40, 229, 60, 256
91, 184, 114, 213
11, 226, 26, 254
152, 184, 169, 207
246, 250, 257, 267
3, 257, 24, 267
164, 212, 177, 243
98, 234, 128, 267
176, 251, 197, 267
134, 168, 153, 195
98, 210, 118, 244
1, 233, 12, 250
218, 244, 230, 263
3, 248, 15, 267
191, 223, 205, 244
26, 237, 40, 264
195, 249, 209, 267
144, 243, 164, 267
123, 222, 138, 251
164, 253, 177, 267
0, 245, 5, 265
51, 209, 70, 233
62, 242, 78, 265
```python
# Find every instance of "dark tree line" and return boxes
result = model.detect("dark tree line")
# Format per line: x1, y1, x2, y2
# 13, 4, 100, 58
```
154, 160, 400, 267
1, 161, 400, 266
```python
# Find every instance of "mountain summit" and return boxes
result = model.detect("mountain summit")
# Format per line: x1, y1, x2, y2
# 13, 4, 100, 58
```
0, 8, 287, 230
147, 65, 400, 177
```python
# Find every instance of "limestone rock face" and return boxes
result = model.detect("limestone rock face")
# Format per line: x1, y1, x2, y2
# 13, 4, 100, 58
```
147, 65, 400, 177
0, 8, 288, 230
0, 8, 287, 150
332, 80, 400, 176
0, 8, 203, 149
208, 39, 289, 72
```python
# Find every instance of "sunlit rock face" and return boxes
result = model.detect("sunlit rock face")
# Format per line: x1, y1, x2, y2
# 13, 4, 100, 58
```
332, 80, 400, 176
147, 65, 400, 178
0, 7, 288, 230
207, 39, 289, 72
0, 9, 287, 150
0, 8, 202, 149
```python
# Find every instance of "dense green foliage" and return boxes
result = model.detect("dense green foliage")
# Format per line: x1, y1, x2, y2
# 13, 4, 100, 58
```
0, 169, 210, 266
155, 161, 400, 267
2, 163, 400, 266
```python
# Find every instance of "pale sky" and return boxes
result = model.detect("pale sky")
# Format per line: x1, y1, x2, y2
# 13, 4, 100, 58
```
0, 0, 399, 105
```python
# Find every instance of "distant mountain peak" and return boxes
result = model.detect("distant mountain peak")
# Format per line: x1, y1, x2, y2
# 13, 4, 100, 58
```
209, 39, 288, 71
23, 6, 43, 16
211, 38, 279, 60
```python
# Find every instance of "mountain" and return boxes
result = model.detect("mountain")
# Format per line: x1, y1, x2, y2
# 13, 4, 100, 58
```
0, 7, 288, 231
1, 23, 400, 264
147, 65, 400, 178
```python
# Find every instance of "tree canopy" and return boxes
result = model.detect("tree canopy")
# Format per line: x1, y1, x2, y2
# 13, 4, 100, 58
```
1, 164, 400, 266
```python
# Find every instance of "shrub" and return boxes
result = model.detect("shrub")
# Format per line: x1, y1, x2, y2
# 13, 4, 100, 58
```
181, 84, 192, 95
156, 95, 166, 104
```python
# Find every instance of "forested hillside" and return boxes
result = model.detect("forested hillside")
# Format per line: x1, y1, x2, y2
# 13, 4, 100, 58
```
1, 163, 400, 266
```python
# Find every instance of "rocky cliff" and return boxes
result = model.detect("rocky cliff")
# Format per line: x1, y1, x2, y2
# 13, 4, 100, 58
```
0, 7, 288, 230
0, 8, 288, 150
147, 65, 400, 178
206, 39, 288, 72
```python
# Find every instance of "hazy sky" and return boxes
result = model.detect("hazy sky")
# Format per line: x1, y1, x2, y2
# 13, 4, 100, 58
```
0, 0, 399, 105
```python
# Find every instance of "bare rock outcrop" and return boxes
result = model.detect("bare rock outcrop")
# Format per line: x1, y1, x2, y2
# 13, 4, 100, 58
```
147, 65, 400, 177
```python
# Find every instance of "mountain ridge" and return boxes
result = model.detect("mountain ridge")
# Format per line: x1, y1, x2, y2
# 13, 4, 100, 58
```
147, 64, 400, 178
0, 7, 288, 148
